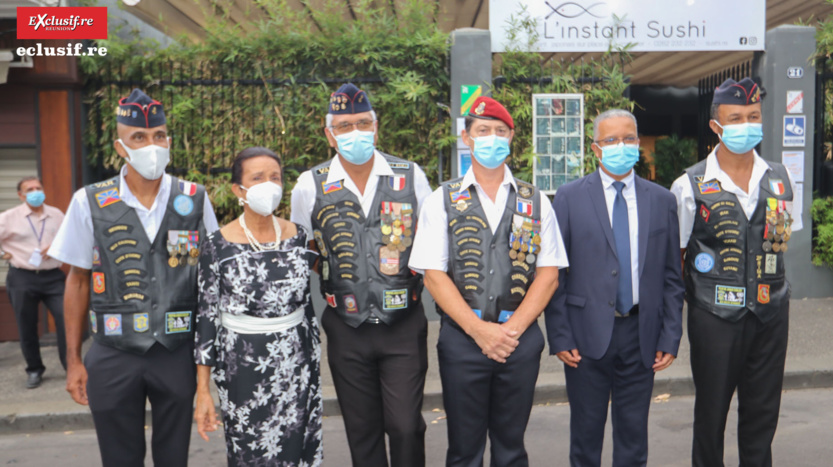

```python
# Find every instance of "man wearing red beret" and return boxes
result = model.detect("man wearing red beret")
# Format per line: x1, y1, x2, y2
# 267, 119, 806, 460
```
410, 96, 568, 466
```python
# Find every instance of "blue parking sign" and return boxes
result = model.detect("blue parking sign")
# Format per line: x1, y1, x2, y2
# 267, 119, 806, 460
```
783, 115, 806, 147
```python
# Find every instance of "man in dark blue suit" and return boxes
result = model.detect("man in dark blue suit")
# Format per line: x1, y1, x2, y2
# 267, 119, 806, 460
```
545, 109, 685, 467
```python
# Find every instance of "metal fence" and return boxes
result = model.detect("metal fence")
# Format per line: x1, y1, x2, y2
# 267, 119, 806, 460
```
697, 61, 754, 160
84, 61, 387, 179
815, 57, 833, 197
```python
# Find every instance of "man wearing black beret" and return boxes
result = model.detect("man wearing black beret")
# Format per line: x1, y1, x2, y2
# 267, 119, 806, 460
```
291, 83, 433, 466
671, 77, 800, 466
50, 89, 219, 466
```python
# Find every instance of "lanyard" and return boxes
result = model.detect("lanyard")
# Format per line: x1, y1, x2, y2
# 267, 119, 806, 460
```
27, 215, 46, 247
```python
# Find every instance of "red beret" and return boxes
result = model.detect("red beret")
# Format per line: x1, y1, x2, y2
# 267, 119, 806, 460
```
468, 96, 514, 129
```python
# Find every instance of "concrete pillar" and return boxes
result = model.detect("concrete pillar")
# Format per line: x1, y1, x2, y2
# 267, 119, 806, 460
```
755, 25, 833, 298
449, 29, 492, 180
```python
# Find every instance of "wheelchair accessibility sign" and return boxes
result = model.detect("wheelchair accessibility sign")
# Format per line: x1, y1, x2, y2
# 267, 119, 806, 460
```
783, 115, 805, 147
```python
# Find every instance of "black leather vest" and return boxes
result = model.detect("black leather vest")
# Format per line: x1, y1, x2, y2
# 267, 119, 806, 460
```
86, 175, 206, 354
309, 153, 423, 327
684, 159, 793, 323
441, 177, 540, 323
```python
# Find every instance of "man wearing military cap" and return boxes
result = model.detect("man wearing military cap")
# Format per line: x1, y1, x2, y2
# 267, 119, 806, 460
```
410, 96, 567, 466
291, 83, 433, 466
671, 77, 800, 467
50, 88, 219, 466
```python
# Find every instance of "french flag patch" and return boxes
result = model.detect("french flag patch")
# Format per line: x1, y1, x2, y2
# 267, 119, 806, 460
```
517, 199, 533, 216
179, 180, 197, 196
769, 179, 785, 196
389, 175, 406, 191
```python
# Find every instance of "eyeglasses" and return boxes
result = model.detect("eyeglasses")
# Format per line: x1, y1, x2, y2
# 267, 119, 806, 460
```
329, 119, 375, 135
594, 136, 638, 147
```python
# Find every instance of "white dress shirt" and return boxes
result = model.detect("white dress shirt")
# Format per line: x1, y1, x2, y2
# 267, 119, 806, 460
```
599, 168, 640, 305
290, 151, 433, 236
670, 146, 801, 249
50, 166, 220, 269
409, 165, 569, 274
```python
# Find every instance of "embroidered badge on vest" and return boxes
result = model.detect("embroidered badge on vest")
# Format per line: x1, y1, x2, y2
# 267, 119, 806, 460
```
178, 180, 197, 196
133, 313, 149, 332
92, 272, 106, 294
698, 181, 721, 195
173, 194, 194, 216
322, 180, 343, 194
95, 188, 121, 208
389, 175, 406, 191
769, 179, 785, 196
757, 284, 771, 304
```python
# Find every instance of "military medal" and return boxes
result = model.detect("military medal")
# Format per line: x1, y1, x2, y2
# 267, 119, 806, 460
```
762, 241, 772, 252
772, 242, 782, 253
168, 256, 179, 267
397, 243, 407, 252
509, 249, 518, 260
782, 243, 789, 253
456, 200, 469, 212
776, 223, 785, 235
518, 251, 526, 262
512, 240, 521, 250
322, 261, 330, 280
187, 256, 198, 266
526, 253, 536, 264
402, 237, 412, 247
381, 224, 392, 235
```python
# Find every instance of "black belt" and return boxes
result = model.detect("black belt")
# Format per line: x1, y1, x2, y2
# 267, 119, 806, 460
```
9, 265, 61, 275
615, 304, 639, 318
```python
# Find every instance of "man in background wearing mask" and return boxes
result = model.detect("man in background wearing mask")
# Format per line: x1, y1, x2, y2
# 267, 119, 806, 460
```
410, 96, 567, 466
291, 83, 433, 467
546, 108, 684, 467
49, 89, 219, 466
671, 78, 798, 467
0, 176, 67, 389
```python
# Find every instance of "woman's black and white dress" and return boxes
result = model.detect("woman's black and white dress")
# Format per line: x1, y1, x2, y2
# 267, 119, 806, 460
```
195, 228, 322, 467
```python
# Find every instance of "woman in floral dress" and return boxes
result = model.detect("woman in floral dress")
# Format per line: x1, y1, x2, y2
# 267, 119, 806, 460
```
193, 147, 322, 466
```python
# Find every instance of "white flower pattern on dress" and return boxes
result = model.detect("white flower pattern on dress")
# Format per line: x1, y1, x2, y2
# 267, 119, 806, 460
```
195, 229, 322, 466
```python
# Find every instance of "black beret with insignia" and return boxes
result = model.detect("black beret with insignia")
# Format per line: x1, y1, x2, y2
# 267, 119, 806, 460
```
328, 83, 373, 115
712, 77, 765, 106
116, 88, 166, 128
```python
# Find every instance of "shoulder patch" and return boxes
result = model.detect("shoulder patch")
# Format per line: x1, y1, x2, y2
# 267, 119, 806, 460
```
315, 166, 330, 176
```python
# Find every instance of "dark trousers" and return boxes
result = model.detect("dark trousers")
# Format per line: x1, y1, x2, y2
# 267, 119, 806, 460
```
5, 266, 67, 374
688, 304, 789, 467
322, 305, 428, 467
85, 341, 196, 467
564, 315, 655, 467
437, 317, 545, 467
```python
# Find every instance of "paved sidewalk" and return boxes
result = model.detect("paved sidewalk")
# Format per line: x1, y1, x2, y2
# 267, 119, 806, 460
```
1, 298, 832, 434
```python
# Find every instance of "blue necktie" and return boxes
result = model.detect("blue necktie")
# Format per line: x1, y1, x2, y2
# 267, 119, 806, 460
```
612, 181, 633, 314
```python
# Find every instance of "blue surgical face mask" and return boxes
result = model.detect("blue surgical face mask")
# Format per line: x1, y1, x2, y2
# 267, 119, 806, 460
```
26, 190, 45, 208
334, 130, 375, 165
715, 122, 763, 154
600, 143, 640, 176
472, 135, 511, 169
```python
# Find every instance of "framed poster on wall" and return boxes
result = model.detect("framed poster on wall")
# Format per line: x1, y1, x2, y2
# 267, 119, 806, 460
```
532, 93, 584, 194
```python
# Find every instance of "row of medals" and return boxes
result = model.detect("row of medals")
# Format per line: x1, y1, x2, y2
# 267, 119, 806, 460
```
168, 242, 199, 267
763, 212, 792, 253
381, 214, 413, 252
509, 221, 541, 264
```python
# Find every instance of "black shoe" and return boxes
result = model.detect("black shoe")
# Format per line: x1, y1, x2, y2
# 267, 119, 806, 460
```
26, 371, 43, 389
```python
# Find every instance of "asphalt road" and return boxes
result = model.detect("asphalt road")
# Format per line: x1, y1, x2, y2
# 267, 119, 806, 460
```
1, 387, 831, 466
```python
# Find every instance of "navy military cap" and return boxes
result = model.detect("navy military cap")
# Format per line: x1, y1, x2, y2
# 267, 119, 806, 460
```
328, 83, 372, 115
712, 77, 765, 106
116, 88, 166, 128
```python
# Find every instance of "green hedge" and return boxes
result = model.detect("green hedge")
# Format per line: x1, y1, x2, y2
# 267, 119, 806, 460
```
81, 1, 634, 223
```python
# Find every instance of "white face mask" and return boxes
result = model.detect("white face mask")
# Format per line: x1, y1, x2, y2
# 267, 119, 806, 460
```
118, 138, 170, 181
240, 181, 283, 216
